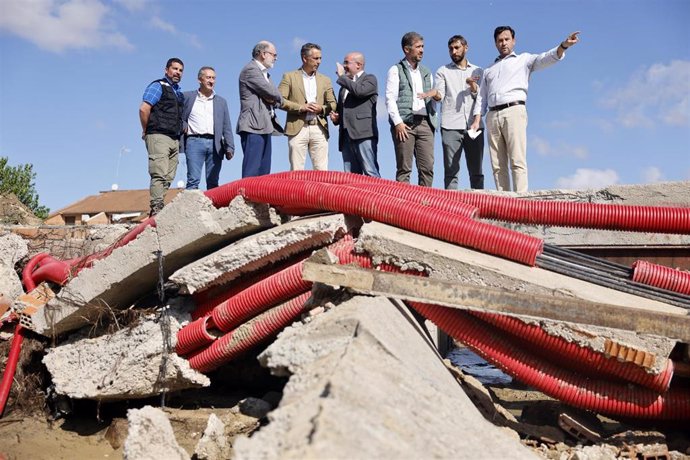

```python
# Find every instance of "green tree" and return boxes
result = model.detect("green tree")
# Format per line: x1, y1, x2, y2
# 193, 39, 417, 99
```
0, 157, 50, 219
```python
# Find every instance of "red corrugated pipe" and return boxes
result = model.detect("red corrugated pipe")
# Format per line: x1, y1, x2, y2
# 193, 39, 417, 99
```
410, 302, 690, 420
189, 292, 311, 373
176, 315, 218, 356
213, 177, 543, 266
0, 324, 24, 417
264, 171, 690, 234
632, 260, 690, 296
470, 310, 674, 393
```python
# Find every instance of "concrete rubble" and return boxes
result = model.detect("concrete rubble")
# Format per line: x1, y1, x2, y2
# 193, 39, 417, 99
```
123, 406, 189, 460
0, 232, 28, 301
171, 213, 349, 294
31, 192, 281, 336
42, 298, 209, 400
1, 181, 689, 458
233, 295, 537, 459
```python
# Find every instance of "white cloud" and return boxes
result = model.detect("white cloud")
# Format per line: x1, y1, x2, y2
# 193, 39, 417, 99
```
0, 0, 133, 53
150, 15, 201, 48
556, 168, 619, 190
530, 135, 588, 159
113, 0, 147, 11
641, 166, 664, 183
601, 60, 690, 128
292, 37, 306, 53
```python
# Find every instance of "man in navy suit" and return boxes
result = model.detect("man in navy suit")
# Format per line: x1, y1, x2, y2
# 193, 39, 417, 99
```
181, 66, 235, 190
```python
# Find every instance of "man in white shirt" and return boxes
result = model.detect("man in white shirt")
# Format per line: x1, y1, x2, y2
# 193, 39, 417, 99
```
386, 32, 437, 187
421, 35, 484, 189
471, 27, 580, 192
279, 43, 337, 171
181, 66, 235, 190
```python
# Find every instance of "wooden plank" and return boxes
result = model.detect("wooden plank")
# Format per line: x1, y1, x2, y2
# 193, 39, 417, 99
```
302, 261, 690, 342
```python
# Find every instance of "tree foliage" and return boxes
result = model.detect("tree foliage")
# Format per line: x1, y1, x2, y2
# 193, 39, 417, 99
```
0, 157, 50, 219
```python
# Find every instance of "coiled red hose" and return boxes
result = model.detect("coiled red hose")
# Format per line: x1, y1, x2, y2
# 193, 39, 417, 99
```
189, 292, 311, 373
0, 324, 24, 417
411, 302, 690, 420
21, 252, 51, 291
222, 178, 543, 266
632, 260, 690, 296
261, 171, 690, 234
470, 311, 674, 393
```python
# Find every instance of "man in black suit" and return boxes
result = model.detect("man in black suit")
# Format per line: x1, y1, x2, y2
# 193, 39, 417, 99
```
330, 52, 380, 177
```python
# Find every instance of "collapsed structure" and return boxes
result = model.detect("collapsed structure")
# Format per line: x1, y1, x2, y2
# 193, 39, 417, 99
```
1, 172, 689, 458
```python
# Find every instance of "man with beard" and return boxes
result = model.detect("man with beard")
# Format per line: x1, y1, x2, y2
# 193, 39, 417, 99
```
237, 41, 284, 177
421, 35, 484, 190
386, 31, 437, 187
278, 43, 337, 171
139, 57, 185, 216
470, 27, 580, 192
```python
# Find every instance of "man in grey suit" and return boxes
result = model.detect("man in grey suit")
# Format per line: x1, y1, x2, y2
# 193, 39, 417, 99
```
329, 52, 380, 177
236, 41, 284, 177
181, 66, 235, 190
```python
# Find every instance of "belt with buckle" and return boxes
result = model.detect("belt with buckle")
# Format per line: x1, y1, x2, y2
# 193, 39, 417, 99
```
306, 118, 319, 125
188, 133, 214, 139
489, 101, 525, 112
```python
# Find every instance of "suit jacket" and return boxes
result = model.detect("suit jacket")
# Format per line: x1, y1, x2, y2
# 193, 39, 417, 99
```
278, 69, 337, 138
335, 72, 378, 151
236, 60, 284, 135
181, 91, 235, 155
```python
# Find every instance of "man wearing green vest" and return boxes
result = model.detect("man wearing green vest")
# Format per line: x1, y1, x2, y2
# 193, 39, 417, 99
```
385, 31, 438, 187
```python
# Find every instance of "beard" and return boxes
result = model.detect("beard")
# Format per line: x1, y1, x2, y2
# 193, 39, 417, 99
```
451, 54, 465, 64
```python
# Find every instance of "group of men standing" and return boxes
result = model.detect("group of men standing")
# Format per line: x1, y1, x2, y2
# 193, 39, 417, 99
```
138, 27, 579, 216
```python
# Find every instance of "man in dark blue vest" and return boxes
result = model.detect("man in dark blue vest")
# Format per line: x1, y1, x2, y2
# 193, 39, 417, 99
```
385, 32, 437, 187
139, 57, 185, 216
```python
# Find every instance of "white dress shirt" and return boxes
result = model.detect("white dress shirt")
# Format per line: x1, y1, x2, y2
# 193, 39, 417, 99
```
435, 61, 483, 130
474, 47, 563, 117
187, 91, 215, 135
302, 70, 317, 122
386, 60, 432, 126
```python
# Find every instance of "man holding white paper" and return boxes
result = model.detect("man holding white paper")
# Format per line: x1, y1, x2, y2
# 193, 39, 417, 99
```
420, 35, 484, 189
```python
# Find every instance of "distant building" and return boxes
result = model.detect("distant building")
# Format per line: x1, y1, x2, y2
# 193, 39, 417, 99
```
44, 189, 183, 225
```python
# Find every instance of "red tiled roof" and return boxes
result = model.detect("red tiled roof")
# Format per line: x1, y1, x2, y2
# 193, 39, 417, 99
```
49, 189, 184, 217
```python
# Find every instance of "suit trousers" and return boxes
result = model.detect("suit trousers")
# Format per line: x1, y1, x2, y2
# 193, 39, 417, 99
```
288, 124, 329, 171
441, 128, 484, 190
240, 132, 272, 178
486, 104, 528, 192
185, 136, 222, 190
342, 134, 380, 177
145, 133, 179, 210
392, 118, 435, 187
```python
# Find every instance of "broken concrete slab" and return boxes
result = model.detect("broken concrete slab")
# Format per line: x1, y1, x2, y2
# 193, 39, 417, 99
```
194, 413, 231, 460
233, 295, 537, 459
33, 193, 281, 336
0, 232, 28, 299
43, 299, 209, 401
170, 213, 349, 295
355, 221, 681, 373
123, 406, 189, 460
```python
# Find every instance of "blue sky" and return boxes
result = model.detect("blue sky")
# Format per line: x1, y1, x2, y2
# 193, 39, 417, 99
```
1, 0, 689, 213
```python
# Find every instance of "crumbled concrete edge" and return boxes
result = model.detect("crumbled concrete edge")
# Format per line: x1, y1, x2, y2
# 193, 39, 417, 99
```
34, 193, 281, 336
194, 413, 231, 460
356, 221, 678, 373
170, 213, 349, 294
43, 298, 209, 400
124, 406, 189, 460
0, 232, 28, 299
233, 295, 537, 459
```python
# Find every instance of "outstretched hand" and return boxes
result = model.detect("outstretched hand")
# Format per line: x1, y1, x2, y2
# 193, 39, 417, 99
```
563, 31, 581, 48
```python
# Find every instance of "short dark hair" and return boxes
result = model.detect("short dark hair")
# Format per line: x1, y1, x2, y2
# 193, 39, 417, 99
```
494, 26, 515, 41
300, 43, 321, 59
166, 57, 184, 69
448, 35, 467, 47
197, 66, 215, 79
401, 32, 423, 50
